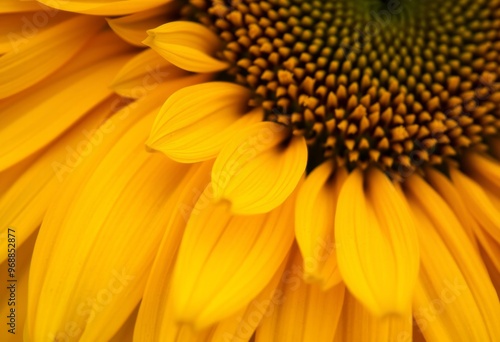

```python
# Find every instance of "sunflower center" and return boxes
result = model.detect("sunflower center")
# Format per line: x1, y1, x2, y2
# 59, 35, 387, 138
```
183, 0, 500, 179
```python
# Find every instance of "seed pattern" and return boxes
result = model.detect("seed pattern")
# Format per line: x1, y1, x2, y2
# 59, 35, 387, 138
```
183, 0, 500, 179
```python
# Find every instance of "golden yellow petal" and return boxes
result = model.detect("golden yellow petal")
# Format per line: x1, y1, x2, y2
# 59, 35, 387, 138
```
109, 307, 138, 342
0, 0, 42, 13
0, 96, 119, 266
134, 161, 213, 341
256, 247, 345, 342
36, 0, 173, 16
335, 168, 419, 316
0, 232, 37, 342
211, 256, 288, 342
212, 122, 307, 214
406, 175, 500, 341
295, 161, 346, 289
111, 48, 188, 99
449, 168, 500, 243
171, 189, 296, 329
144, 21, 229, 73
334, 291, 412, 342
0, 11, 71, 55
147, 82, 262, 163
28, 115, 189, 341
26, 81, 203, 342
425, 168, 479, 247
107, 3, 177, 46
463, 153, 500, 194
0, 31, 134, 171
0, 15, 105, 99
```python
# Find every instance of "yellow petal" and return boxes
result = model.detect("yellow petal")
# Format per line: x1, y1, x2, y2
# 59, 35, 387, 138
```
256, 247, 345, 342
211, 256, 288, 342
147, 82, 263, 163
106, 3, 177, 46
109, 307, 138, 342
144, 21, 229, 73
111, 49, 188, 99
0, 153, 39, 195
334, 291, 412, 342
134, 161, 213, 341
36, 0, 173, 16
139, 246, 288, 342
335, 168, 419, 316
425, 168, 479, 247
26, 79, 205, 341
212, 122, 307, 214
0, 10, 71, 55
171, 188, 297, 329
449, 168, 500, 243
0, 31, 134, 171
0, 15, 104, 99
476, 228, 500, 294
0, 232, 37, 342
406, 175, 500, 341
295, 161, 346, 289
0, 0, 41, 13
0, 96, 119, 266
463, 153, 500, 193
28, 115, 190, 341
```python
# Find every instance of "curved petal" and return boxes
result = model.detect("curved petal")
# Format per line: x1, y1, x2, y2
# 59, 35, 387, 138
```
0, 0, 42, 13
295, 161, 346, 289
0, 15, 104, 99
334, 291, 412, 342
425, 168, 480, 247
256, 247, 345, 342
0, 96, 119, 266
147, 82, 260, 163
133, 161, 213, 341
0, 31, 134, 171
212, 122, 307, 215
26, 78, 207, 341
111, 49, 187, 99
27, 113, 190, 341
463, 153, 500, 194
171, 187, 297, 329
211, 257, 288, 342
144, 21, 229, 73
36, 0, 173, 16
406, 175, 500, 341
0, 232, 37, 342
335, 168, 419, 316
106, 3, 177, 46
449, 169, 500, 243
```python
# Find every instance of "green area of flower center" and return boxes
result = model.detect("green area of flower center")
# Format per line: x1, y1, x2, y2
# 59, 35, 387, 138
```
184, 0, 500, 179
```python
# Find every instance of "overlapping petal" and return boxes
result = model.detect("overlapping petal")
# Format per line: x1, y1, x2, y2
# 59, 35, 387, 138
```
0, 31, 134, 171
334, 291, 412, 342
256, 247, 345, 342
405, 175, 500, 341
147, 82, 262, 163
26, 77, 208, 341
144, 21, 229, 73
212, 122, 307, 214
107, 3, 178, 46
295, 161, 346, 289
171, 187, 297, 329
335, 168, 419, 316
111, 48, 187, 99
0, 14, 104, 98
36, 0, 172, 16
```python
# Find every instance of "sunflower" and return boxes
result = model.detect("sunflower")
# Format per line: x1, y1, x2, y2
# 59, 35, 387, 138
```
0, 0, 499, 341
